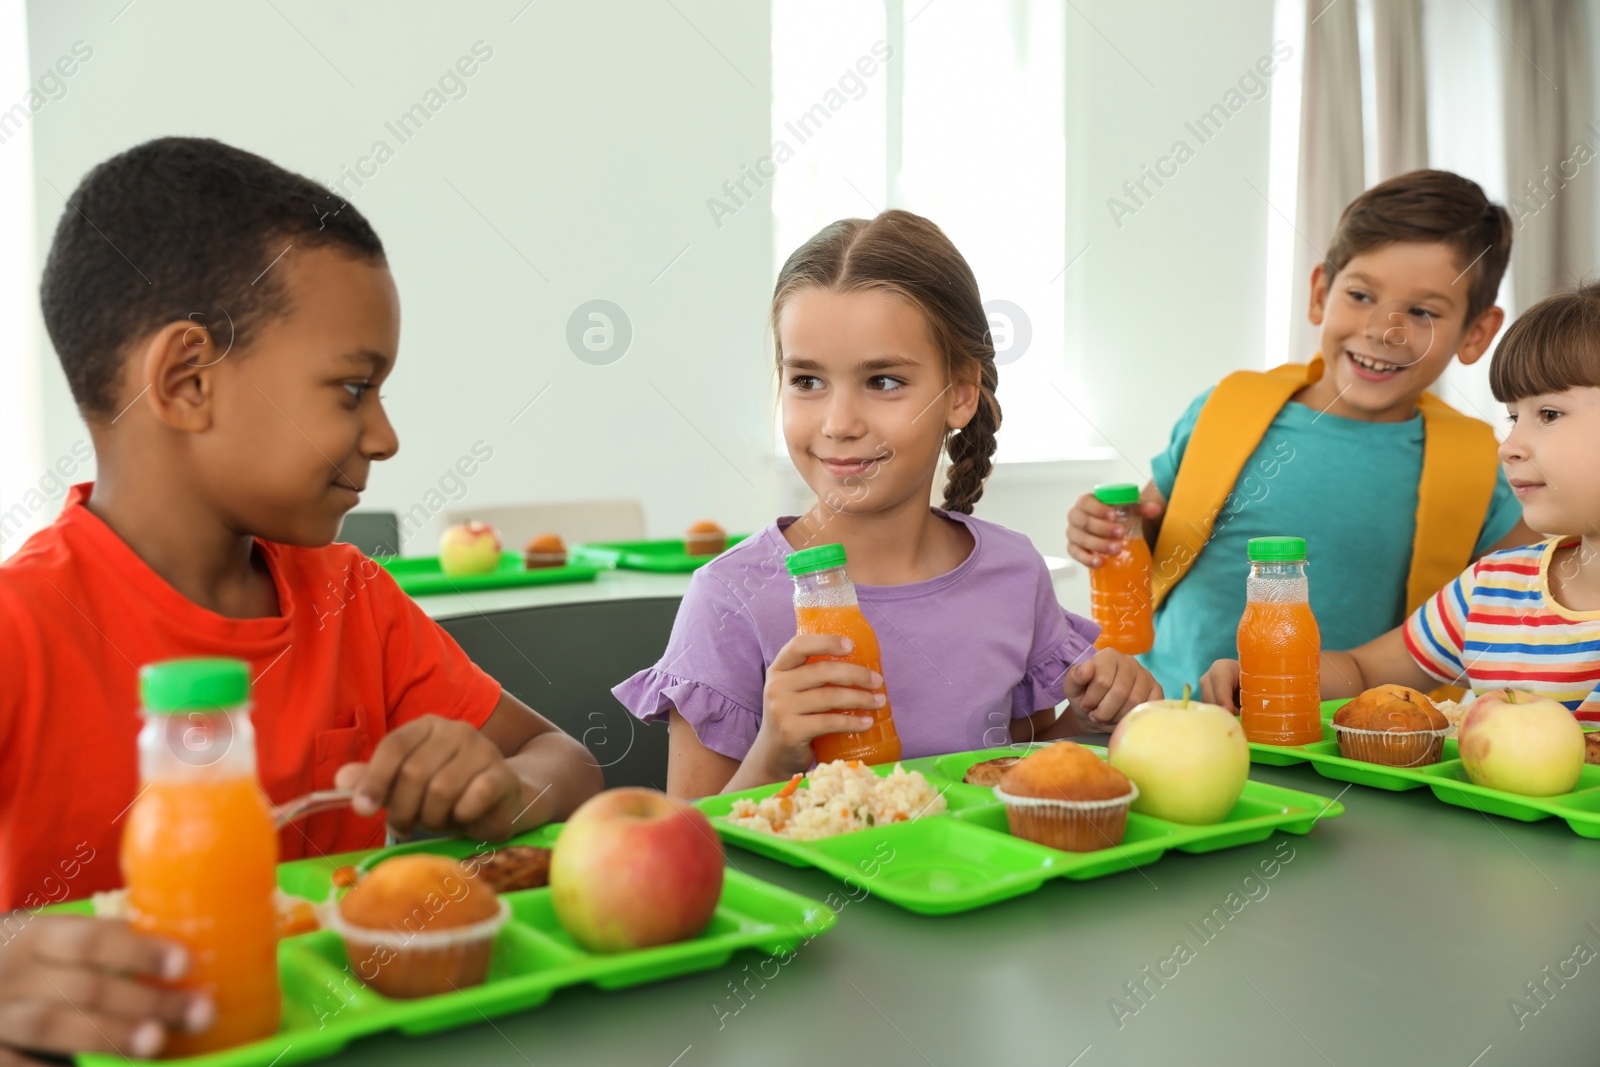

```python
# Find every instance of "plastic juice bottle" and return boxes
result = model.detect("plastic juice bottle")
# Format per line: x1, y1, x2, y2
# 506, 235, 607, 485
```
786, 544, 902, 765
1088, 482, 1154, 654
122, 658, 281, 1055
1236, 537, 1323, 746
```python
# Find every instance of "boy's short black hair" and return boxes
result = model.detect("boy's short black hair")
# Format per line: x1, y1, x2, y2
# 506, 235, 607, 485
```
40, 136, 385, 417
1489, 281, 1600, 403
1323, 169, 1512, 326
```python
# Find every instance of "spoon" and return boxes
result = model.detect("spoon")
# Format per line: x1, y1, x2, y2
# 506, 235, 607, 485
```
272, 788, 358, 829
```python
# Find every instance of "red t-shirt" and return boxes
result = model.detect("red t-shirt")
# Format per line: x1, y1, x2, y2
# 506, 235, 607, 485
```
0, 484, 502, 912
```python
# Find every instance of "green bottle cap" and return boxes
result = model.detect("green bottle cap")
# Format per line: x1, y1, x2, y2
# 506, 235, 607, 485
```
1247, 536, 1307, 562
1092, 483, 1141, 506
786, 544, 848, 577
139, 658, 250, 714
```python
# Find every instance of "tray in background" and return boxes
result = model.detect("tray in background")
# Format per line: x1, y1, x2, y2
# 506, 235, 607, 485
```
76, 825, 835, 1067
377, 552, 601, 597
698, 747, 1344, 915
570, 536, 747, 573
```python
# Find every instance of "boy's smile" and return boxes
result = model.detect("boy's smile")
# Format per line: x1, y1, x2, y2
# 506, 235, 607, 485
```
1298, 241, 1502, 422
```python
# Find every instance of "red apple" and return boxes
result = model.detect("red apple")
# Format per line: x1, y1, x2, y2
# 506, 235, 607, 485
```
550, 788, 724, 953
439, 521, 501, 576
1458, 689, 1584, 796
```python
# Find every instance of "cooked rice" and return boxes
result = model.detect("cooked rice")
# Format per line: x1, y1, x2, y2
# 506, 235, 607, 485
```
725, 760, 946, 840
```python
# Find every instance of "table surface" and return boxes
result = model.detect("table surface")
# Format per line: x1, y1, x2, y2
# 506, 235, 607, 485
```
415, 555, 1075, 620
318, 755, 1600, 1067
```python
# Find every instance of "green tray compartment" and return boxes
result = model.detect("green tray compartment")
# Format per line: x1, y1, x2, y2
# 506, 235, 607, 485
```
1248, 698, 1600, 835
75, 825, 835, 1067
699, 747, 1343, 915
377, 552, 602, 596
569, 535, 747, 573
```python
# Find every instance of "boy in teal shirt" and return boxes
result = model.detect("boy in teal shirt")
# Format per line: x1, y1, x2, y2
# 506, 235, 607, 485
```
1067, 169, 1535, 696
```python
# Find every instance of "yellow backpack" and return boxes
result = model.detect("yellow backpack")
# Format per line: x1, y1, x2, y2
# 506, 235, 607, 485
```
1151, 355, 1501, 617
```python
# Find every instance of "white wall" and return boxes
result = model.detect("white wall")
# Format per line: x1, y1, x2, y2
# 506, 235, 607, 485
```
24, 0, 781, 553
19, 0, 1280, 606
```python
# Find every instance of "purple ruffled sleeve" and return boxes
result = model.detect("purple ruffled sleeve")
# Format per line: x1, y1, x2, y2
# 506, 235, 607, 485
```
611, 567, 770, 762
1011, 557, 1101, 715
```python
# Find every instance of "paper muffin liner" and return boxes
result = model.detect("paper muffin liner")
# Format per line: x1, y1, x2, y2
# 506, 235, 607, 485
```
1333, 724, 1448, 767
992, 782, 1139, 853
328, 897, 510, 999
523, 551, 567, 569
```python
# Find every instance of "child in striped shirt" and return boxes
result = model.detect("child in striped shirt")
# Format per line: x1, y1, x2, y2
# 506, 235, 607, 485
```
1201, 282, 1600, 720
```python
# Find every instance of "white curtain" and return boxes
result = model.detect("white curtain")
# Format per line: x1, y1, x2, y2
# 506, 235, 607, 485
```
1290, 0, 1365, 362
1372, 0, 1428, 180
1501, 0, 1594, 310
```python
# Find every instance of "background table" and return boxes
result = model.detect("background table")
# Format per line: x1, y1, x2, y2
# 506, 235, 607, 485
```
315, 758, 1597, 1066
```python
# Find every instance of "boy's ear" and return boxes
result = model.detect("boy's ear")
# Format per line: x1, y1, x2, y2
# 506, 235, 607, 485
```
136, 319, 223, 432
1307, 263, 1331, 326
1454, 305, 1506, 366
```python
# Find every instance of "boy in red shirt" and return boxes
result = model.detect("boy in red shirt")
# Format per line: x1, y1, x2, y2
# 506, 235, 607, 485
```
0, 137, 602, 1061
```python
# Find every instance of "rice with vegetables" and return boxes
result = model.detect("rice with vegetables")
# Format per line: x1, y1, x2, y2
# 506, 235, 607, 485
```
725, 760, 946, 840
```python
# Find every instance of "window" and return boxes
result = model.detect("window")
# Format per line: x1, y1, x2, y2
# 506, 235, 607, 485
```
771, 0, 1078, 461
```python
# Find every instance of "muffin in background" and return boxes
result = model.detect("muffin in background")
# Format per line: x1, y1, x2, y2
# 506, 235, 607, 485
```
1333, 685, 1449, 767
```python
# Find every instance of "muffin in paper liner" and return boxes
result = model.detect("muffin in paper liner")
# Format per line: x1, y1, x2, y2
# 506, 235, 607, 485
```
327, 896, 511, 999
1333, 723, 1449, 767
992, 782, 1139, 853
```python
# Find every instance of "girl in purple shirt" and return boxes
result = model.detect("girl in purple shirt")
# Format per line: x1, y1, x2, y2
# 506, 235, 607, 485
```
615, 210, 1162, 797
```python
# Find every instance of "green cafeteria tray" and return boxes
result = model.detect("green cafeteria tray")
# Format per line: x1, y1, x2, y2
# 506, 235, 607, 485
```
1248, 699, 1600, 836
569, 535, 747, 572
377, 552, 602, 596
697, 746, 1344, 915
72, 824, 836, 1067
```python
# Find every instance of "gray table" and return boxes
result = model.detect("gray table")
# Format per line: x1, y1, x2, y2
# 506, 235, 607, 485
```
320, 759, 1600, 1066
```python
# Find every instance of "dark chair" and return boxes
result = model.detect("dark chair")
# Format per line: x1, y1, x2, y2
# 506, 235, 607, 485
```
339, 511, 400, 557
438, 597, 679, 791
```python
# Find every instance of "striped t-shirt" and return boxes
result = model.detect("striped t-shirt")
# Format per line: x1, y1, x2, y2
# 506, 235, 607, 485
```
1404, 538, 1600, 721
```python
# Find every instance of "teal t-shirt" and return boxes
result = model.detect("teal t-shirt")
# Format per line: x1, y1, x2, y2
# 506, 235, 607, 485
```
1140, 389, 1522, 696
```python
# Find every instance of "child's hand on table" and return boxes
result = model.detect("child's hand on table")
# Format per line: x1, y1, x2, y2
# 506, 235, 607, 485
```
1063, 648, 1163, 732
1198, 659, 1242, 712
0, 914, 211, 1062
748, 633, 886, 781
335, 715, 530, 842
1066, 491, 1163, 568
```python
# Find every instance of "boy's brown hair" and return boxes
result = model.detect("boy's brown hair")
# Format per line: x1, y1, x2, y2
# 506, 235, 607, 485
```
770, 209, 1000, 514
1324, 169, 1512, 326
1489, 281, 1600, 403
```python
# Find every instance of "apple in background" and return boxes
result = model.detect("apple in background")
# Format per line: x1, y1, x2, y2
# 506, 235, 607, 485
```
551, 788, 724, 953
1107, 692, 1250, 825
438, 521, 502, 576
1458, 689, 1584, 796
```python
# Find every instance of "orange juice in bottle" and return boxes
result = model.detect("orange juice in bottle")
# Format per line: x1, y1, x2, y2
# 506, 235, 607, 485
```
1237, 537, 1323, 746
123, 658, 280, 1055
1088, 482, 1154, 654
787, 544, 901, 765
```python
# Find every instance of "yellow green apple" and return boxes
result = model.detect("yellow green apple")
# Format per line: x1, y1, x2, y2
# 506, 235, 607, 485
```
1458, 689, 1584, 796
438, 521, 501, 576
1107, 691, 1250, 824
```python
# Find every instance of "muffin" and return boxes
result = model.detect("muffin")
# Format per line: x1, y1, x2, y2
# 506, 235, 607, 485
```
685, 520, 726, 557
1332, 685, 1450, 767
1584, 731, 1600, 765
523, 533, 567, 570
993, 742, 1137, 852
469, 845, 553, 893
330, 854, 509, 998
962, 757, 1021, 787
